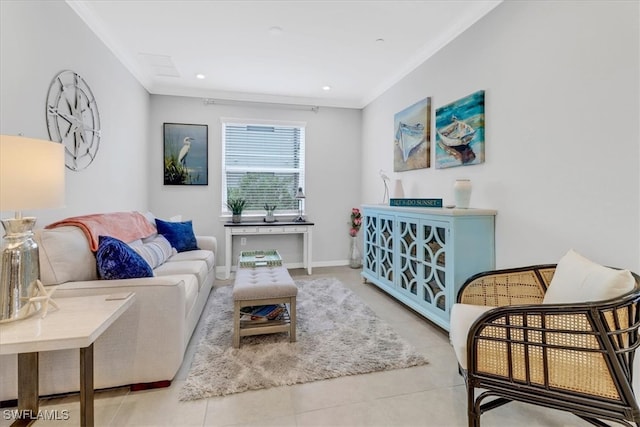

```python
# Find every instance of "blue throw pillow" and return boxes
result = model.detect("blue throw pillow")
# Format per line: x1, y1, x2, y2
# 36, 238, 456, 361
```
96, 235, 153, 280
155, 218, 199, 252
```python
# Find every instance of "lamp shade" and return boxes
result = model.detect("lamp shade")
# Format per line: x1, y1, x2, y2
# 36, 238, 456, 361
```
295, 187, 305, 199
0, 135, 65, 211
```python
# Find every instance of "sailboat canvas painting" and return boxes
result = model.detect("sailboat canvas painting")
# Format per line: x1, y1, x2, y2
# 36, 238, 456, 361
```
394, 97, 431, 172
435, 90, 485, 169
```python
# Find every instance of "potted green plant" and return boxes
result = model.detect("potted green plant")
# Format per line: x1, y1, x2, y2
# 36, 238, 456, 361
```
226, 198, 247, 223
264, 204, 276, 223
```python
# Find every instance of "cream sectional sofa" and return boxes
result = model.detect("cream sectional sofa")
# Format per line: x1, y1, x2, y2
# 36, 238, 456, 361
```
0, 221, 216, 401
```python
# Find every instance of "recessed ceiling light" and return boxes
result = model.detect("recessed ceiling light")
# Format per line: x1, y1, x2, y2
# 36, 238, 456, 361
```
269, 26, 283, 35
322, 85, 331, 91
196, 73, 205, 79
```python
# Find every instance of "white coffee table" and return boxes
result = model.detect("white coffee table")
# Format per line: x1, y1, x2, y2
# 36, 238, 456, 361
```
0, 292, 134, 427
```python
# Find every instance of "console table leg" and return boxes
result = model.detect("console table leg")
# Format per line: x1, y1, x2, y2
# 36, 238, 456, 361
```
225, 228, 232, 279
80, 344, 94, 427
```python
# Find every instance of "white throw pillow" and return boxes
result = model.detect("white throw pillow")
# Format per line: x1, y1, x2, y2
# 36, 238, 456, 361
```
141, 211, 182, 224
36, 226, 98, 285
128, 234, 175, 269
543, 249, 635, 304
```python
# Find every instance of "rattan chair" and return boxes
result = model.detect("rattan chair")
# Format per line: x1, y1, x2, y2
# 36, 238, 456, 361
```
454, 264, 640, 427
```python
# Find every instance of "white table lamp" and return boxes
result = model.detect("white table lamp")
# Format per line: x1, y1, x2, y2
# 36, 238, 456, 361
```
0, 135, 65, 322
294, 187, 305, 222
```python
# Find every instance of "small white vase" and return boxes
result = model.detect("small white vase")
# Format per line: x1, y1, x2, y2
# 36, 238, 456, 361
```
454, 179, 472, 209
392, 179, 405, 199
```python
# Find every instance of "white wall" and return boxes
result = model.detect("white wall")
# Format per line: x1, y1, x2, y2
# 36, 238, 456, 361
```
362, 1, 640, 271
0, 0, 150, 226
148, 95, 362, 270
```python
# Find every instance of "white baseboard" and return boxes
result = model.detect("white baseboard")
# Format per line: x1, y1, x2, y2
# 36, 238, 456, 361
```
215, 259, 351, 279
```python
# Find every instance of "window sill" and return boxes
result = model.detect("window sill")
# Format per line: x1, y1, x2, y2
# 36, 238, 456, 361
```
219, 213, 303, 222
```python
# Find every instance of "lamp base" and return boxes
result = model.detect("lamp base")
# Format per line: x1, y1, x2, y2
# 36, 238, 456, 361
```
0, 217, 40, 322
293, 216, 306, 222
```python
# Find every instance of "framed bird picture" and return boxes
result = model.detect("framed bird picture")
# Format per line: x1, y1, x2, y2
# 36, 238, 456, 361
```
163, 123, 208, 185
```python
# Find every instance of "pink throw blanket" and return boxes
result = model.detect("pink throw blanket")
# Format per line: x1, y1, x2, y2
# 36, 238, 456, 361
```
46, 212, 157, 252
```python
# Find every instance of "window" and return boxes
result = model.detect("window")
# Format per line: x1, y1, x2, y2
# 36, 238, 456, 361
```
222, 119, 305, 216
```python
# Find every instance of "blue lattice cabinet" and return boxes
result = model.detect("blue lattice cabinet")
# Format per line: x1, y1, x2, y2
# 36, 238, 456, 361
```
361, 205, 496, 331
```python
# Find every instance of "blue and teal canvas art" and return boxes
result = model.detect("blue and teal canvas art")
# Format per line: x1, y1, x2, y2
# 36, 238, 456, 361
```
435, 90, 485, 169
163, 123, 208, 185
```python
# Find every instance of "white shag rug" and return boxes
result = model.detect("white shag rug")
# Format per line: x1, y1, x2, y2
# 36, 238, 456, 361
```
179, 276, 428, 400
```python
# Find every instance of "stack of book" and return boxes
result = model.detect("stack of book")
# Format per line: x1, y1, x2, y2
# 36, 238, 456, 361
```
239, 304, 287, 325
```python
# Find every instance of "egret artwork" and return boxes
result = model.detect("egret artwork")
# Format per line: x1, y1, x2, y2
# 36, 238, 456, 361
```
178, 137, 194, 167
163, 123, 208, 185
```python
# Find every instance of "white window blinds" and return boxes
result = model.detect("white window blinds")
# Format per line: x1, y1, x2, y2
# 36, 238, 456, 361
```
222, 121, 305, 214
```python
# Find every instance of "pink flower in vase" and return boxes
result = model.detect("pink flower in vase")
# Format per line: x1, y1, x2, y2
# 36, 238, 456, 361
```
349, 207, 363, 236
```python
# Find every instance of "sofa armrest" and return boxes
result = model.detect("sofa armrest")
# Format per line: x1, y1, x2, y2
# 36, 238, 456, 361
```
196, 235, 217, 255
52, 275, 189, 291
457, 265, 555, 307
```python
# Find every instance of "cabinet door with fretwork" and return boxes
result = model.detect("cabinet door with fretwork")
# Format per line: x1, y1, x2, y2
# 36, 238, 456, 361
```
397, 216, 420, 301
420, 220, 449, 322
377, 214, 395, 288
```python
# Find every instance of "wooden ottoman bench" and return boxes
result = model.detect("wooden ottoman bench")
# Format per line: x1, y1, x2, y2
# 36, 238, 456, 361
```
232, 266, 298, 348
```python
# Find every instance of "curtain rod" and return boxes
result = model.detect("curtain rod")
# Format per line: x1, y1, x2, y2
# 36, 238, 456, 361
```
202, 98, 319, 113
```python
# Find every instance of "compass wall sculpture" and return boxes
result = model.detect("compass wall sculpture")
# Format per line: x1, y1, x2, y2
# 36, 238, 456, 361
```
46, 70, 101, 171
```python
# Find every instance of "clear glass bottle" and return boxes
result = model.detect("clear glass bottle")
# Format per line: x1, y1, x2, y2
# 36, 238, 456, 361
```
349, 235, 362, 269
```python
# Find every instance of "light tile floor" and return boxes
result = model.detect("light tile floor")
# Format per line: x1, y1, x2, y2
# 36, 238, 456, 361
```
2, 266, 590, 426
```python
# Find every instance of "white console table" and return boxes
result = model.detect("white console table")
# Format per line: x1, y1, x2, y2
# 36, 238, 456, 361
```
0, 293, 134, 427
224, 221, 314, 279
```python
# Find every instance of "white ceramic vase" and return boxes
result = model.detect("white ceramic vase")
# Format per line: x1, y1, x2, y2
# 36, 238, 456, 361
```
392, 179, 405, 199
454, 179, 472, 209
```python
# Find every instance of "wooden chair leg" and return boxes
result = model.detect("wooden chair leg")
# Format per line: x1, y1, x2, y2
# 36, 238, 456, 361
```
468, 384, 480, 427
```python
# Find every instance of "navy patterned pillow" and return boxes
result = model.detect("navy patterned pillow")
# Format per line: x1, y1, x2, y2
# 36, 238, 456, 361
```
155, 218, 199, 252
96, 235, 153, 280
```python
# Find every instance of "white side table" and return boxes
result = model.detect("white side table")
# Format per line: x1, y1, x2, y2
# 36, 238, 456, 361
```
0, 293, 134, 426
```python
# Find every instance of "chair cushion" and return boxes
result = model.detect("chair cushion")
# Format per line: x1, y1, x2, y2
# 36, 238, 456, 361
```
543, 249, 635, 304
449, 303, 496, 370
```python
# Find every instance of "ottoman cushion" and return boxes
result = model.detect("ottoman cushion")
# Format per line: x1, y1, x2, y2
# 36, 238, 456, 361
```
233, 267, 298, 300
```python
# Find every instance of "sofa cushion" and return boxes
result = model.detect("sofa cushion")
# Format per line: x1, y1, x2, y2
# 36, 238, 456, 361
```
96, 236, 153, 280
167, 249, 215, 271
155, 219, 198, 252
182, 273, 199, 318
129, 235, 176, 269
36, 226, 98, 285
154, 260, 209, 289
449, 303, 497, 370
543, 249, 635, 304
